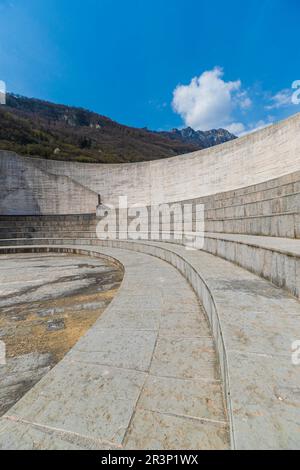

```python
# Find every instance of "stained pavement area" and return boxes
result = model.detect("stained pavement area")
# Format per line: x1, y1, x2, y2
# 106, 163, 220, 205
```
0, 252, 123, 417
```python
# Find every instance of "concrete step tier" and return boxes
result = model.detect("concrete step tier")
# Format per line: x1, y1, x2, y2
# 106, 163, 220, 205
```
0, 214, 96, 233
1, 211, 298, 239
204, 212, 299, 238
205, 192, 300, 218
0, 214, 96, 222
1, 230, 300, 300
0, 231, 99, 239
196, 170, 300, 209
0, 224, 98, 233
0, 239, 299, 449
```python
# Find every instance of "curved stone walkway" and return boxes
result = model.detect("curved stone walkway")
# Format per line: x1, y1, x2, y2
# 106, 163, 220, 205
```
0, 245, 229, 450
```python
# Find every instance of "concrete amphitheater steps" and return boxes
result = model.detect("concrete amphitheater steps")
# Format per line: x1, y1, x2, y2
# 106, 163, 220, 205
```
0, 244, 229, 450
204, 212, 299, 238
1, 239, 300, 449
203, 232, 300, 299
1, 211, 299, 239
205, 191, 300, 218
203, 185, 300, 238
165, 170, 300, 238
202, 171, 300, 209
1, 232, 299, 299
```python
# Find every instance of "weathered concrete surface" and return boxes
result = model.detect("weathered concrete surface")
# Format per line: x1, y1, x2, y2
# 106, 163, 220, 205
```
0, 245, 229, 450
0, 156, 98, 215
0, 253, 123, 417
95, 238, 300, 450
202, 233, 300, 299
0, 113, 299, 213
0, 240, 300, 448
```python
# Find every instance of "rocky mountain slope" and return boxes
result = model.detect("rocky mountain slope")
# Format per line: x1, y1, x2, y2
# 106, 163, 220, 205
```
163, 127, 237, 147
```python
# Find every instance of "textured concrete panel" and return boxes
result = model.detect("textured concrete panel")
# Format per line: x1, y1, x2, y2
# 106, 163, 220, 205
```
0, 113, 300, 214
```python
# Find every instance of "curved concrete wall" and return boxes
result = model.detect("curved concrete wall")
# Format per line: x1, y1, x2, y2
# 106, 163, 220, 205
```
0, 152, 98, 215
0, 113, 300, 214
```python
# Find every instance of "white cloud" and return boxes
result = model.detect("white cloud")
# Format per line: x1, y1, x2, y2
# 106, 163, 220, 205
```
171, 67, 295, 137
238, 92, 252, 109
265, 89, 292, 109
226, 122, 246, 135
292, 81, 300, 105
172, 67, 251, 133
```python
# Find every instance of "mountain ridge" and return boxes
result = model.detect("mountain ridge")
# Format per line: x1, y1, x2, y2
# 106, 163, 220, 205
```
0, 94, 236, 164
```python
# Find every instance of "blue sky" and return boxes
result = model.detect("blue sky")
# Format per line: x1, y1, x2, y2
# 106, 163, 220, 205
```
0, 0, 299, 134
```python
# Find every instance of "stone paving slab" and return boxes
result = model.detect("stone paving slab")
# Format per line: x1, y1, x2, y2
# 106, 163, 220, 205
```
70, 327, 157, 372
159, 309, 211, 337
123, 410, 229, 450
150, 336, 218, 381
138, 375, 225, 421
228, 351, 300, 450
99, 308, 161, 331
0, 419, 96, 450
2, 360, 146, 445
